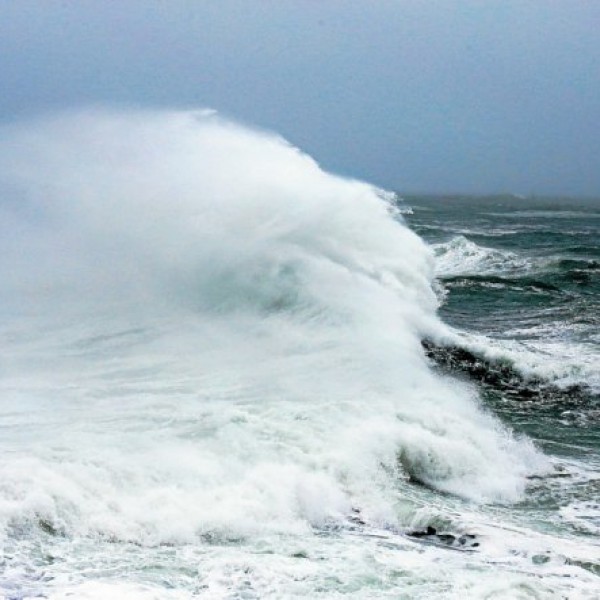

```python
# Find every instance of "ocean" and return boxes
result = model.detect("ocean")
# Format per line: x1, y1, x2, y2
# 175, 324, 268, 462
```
0, 111, 598, 599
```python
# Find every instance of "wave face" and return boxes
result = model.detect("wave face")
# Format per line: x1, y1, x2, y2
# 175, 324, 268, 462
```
0, 111, 568, 598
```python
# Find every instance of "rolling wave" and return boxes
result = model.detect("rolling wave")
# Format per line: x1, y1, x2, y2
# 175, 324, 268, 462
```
1, 110, 598, 598
0, 108, 547, 568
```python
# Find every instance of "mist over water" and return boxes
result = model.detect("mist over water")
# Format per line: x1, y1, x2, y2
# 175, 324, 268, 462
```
0, 110, 597, 598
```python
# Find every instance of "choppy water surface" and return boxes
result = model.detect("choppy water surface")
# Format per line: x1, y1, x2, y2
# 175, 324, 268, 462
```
0, 112, 598, 599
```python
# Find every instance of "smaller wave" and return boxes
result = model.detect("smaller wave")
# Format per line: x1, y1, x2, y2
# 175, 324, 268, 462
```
485, 210, 600, 219
555, 258, 599, 271
428, 328, 600, 395
432, 237, 599, 290
422, 339, 595, 403
446, 274, 565, 292
432, 236, 533, 278
396, 205, 414, 216
413, 224, 521, 238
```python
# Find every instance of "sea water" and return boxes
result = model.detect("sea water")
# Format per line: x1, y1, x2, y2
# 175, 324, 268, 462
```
0, 110, 598, 599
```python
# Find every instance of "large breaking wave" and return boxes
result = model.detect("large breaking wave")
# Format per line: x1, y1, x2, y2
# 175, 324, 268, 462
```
0, 110, 546, 552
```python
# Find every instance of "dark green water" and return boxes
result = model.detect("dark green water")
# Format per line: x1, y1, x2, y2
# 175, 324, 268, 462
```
404, 195, 599, 345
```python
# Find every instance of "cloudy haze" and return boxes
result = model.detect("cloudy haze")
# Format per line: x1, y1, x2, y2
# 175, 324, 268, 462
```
1, 1, 599, 195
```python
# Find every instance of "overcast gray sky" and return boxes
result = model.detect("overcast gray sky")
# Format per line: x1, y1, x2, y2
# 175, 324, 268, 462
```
1, 1, 599, 196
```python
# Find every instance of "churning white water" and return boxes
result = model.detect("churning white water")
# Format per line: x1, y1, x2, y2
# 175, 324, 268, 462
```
0, 110, 597, 599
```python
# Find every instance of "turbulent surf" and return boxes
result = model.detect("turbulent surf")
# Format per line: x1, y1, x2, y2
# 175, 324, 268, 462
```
0, 111, 598, 598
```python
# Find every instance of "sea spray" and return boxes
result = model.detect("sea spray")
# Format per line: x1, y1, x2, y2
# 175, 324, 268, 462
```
0, 110, 551, 596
